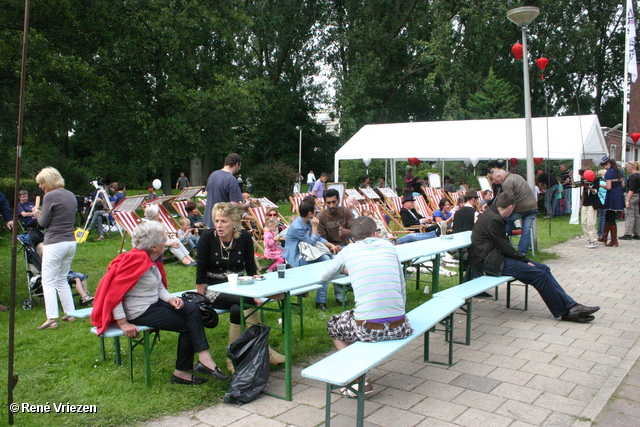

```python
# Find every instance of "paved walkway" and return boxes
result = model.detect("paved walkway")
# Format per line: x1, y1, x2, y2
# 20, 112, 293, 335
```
138, 233, 640, 427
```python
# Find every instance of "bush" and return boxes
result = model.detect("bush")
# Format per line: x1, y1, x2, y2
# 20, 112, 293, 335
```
249, 161, 299, 203
0, 177, 39, 202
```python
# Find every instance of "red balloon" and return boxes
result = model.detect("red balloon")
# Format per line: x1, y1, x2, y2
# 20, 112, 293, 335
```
509, 158, 518, 167
536, 57, 549, 71
583, 170, 596, 181
534, 157, 543, 166
511, 43, 523, 60
537, 169, 543, 176
408, 158, 421, 167
631, 132, 640, 144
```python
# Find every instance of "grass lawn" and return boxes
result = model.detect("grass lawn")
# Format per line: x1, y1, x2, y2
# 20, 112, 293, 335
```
0, 206, 582, 427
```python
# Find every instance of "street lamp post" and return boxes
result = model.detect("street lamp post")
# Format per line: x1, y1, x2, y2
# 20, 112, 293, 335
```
296, 126, 303, 187
507, 6, 540, 194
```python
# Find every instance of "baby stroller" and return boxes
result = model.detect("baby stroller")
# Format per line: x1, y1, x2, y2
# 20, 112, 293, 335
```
17, 229, 92, 310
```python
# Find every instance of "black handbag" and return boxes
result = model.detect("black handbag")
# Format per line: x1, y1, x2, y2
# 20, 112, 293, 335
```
181, 291, 219, 329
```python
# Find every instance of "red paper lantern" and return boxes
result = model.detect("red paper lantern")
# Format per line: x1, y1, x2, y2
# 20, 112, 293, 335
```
536, 57, 549, 80
511, 43, 523, 60
583, 170, 596, 182
408, 157, 421, 167
509, 158, 518, 167
631, 132, 640, 144
536, 57, 549, 71
534, 157, 543, 166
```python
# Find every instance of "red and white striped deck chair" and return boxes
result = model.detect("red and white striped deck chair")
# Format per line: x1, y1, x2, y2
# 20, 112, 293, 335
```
344, 188, 365, 203
289, 193, 310, 213
111, 195, 148, 253
359, 186, 380, 202
171, 186, 205, 218
255, 197, 278, 209
378, 187, 398, 200
380, 196, 406, 232
423, 187, 442, 212
249, 206, 268, 238
449, 191, 460, 205
142, 196, 179, 237
413, 195, 433, 218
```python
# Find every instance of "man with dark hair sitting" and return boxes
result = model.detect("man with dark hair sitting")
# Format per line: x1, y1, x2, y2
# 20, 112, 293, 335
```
468, 191, 600, 323
284, 196, 340, 310
320, 216, 413, 397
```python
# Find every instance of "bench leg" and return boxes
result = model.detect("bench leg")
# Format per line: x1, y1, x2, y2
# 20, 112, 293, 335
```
99, 336, 106, 361
356, 375, 366, 427
143, 330, 152, 387
128, 337, 134, 382
325, 383, 333, 427
424, 313, 455, 366
113, 337, 122, 365
432, 254, 441, 294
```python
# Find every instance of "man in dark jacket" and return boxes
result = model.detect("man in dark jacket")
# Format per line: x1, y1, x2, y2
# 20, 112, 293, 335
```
468, 192, 599, 323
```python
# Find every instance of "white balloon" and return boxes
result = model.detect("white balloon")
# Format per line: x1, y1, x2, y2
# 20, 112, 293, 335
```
152, 179, 162, 190
362, 158, 372, 167
463, 159, 470, 167
470, 158, 479, 167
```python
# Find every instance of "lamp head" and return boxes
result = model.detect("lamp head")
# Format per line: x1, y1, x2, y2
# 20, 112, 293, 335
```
296, 126, 303, 131
507, 6, 540, 27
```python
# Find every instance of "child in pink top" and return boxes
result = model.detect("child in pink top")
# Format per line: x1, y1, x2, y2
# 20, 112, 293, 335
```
263, 217, 284, 272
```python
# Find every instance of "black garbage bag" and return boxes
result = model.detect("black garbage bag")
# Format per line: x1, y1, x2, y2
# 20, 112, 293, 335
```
224, 324, 271, 405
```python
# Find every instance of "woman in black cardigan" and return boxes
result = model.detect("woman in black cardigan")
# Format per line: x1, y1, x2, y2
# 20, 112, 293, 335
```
196, 203, 284, 371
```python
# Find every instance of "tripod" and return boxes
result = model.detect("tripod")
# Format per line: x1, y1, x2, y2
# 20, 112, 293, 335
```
77, 184, 121, 241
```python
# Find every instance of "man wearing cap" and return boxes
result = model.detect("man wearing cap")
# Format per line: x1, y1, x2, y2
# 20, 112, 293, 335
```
398, 195, 439, 243
320, 216, 413, 397
491, 169, 538, 254
468, 191, 600, 323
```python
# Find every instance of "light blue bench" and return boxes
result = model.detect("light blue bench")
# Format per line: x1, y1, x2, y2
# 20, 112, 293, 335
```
75, 290, 231, 386
433, 275, 513, 345
301, 297, 465, 427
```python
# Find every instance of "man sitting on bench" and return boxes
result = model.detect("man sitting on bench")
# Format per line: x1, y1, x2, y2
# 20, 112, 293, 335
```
467, 191, 600, 323
320, 216, 413, 397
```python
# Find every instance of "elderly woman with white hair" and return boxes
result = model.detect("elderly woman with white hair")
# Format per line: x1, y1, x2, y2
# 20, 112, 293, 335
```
32, 167, 78, 330
143, 204, 196, 266
91, 221, 228, 384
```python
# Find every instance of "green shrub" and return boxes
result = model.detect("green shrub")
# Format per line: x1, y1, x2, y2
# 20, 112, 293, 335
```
249, 161, 299, 203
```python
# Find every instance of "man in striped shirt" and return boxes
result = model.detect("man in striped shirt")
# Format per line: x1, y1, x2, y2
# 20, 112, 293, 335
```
320, 216, 413, 397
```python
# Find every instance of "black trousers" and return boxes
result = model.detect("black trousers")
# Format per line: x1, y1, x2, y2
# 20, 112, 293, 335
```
211, 293, 254, 325
131, 300, 209, 372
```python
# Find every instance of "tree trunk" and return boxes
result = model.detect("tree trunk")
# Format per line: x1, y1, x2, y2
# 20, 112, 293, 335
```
162, 161, 171, 196
190, 157, 203, 186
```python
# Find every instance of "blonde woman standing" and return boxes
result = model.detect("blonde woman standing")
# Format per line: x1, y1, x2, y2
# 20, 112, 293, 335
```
32, 167, 77, 330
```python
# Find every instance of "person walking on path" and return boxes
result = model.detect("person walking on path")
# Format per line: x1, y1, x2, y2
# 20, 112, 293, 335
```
620, 161, 640, 240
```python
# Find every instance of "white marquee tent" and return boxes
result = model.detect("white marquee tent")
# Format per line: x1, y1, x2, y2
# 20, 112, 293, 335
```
333, 115, 608, 224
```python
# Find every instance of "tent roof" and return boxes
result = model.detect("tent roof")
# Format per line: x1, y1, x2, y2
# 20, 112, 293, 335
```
334, 115, 607, 164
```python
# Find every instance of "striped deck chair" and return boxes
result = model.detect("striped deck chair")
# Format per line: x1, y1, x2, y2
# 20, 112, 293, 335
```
111, 195, 148, 253
255, 197, 278, 209
378, 187, 398, 200
142, 196, 179, 236
171, 186, 205, 218
344, 188, 365, 202
289, 193, 310, 213
423, 187, 442, 212
413, 195, 433, 218
249, 206, 268, 239
359, 186, 380, 202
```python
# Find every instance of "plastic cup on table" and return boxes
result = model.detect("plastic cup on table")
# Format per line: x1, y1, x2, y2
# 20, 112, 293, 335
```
228, 273, 238, 288
277, 264, 286, 279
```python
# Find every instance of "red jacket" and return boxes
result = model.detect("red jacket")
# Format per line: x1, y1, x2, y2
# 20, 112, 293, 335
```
90, 249, 167, 335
